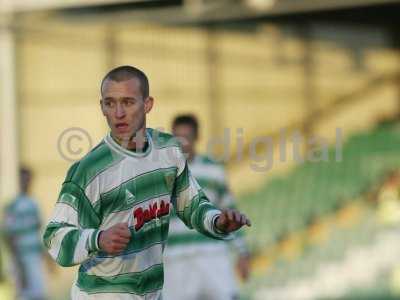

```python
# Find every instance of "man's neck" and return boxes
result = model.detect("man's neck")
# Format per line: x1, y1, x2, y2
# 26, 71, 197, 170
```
111, 128, 148, 151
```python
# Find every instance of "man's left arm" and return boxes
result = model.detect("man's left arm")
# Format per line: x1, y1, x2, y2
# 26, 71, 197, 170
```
172, 149, 251, 239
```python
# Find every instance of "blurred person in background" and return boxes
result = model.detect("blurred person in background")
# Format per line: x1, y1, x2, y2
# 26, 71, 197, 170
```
42, 65, 251, 300
3, 167, 47, 300
163, 114, 251, 300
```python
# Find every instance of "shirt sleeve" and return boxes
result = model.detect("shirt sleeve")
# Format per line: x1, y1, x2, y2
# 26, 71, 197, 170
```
171, 148, 232, 240
42, 181, 102, 267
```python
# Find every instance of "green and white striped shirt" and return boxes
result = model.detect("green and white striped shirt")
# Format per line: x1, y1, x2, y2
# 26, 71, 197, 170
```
43, 128, 228, 299
4, 194, 43, 256
166, 155, 248, 256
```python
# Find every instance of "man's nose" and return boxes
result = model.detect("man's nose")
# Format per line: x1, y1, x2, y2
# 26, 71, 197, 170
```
115, 103, 126, 118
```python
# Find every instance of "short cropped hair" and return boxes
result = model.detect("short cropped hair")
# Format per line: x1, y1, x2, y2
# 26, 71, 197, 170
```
101, 65, 149, 99
172, 114, 199, 139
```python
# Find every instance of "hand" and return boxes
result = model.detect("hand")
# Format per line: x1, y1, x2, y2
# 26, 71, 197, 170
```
236, 255, 251, 281
98, 223, 131, 255
215, 209, 251, 234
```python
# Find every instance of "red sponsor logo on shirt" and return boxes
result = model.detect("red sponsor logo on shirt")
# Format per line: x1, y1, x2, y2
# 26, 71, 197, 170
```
134, 200, 170, 231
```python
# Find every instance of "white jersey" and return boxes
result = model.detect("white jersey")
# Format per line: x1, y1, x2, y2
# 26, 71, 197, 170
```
43, 129, 230, 300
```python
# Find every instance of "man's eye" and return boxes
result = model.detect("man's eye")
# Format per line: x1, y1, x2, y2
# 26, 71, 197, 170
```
123, 99, 134, 106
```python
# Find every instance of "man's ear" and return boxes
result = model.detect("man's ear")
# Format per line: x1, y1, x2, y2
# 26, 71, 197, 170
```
144, 96, 154, 114
100, 99, 106, 116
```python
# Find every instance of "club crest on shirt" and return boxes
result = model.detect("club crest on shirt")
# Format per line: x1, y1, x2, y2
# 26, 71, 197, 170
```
164, 173, 175, 192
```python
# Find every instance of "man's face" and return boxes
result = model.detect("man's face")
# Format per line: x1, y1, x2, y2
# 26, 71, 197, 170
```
101, 78, 153, 143
173, 124, 196, 156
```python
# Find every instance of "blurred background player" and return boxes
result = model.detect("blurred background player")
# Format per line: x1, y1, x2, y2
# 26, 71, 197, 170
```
164, 114, 251, 300
3, 167, 47, 300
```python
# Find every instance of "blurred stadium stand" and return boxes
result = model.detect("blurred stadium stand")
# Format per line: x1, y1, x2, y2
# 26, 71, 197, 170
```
2, 1, 400, 299
239, 122, 400, 299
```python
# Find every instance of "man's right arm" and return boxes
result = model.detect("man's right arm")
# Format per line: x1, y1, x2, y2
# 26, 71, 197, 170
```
42, 181, 102, 267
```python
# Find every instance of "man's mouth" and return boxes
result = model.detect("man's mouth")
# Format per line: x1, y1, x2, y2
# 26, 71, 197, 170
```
115, 123, 129, 132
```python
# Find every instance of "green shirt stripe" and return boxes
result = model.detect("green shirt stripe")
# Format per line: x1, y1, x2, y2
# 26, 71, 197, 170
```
69, 141, 120, 189
57, 229, 81, 267
58, 182, 101, 228
43, 222, 75, 249
77, 264, 163, 295
96, 167, 177, 218
175, 163, 190, 193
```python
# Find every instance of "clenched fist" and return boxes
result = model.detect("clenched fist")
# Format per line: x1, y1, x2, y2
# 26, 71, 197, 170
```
215, 208, 251, 234
98, 223, 131, 255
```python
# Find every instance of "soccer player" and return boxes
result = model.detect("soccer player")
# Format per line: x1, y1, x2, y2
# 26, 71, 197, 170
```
163, 115, 250, 300
42, 65, 251, 300
4, 167, 47, 300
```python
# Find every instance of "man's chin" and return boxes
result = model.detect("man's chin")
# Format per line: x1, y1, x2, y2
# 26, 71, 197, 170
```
112, 132, 132, 143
